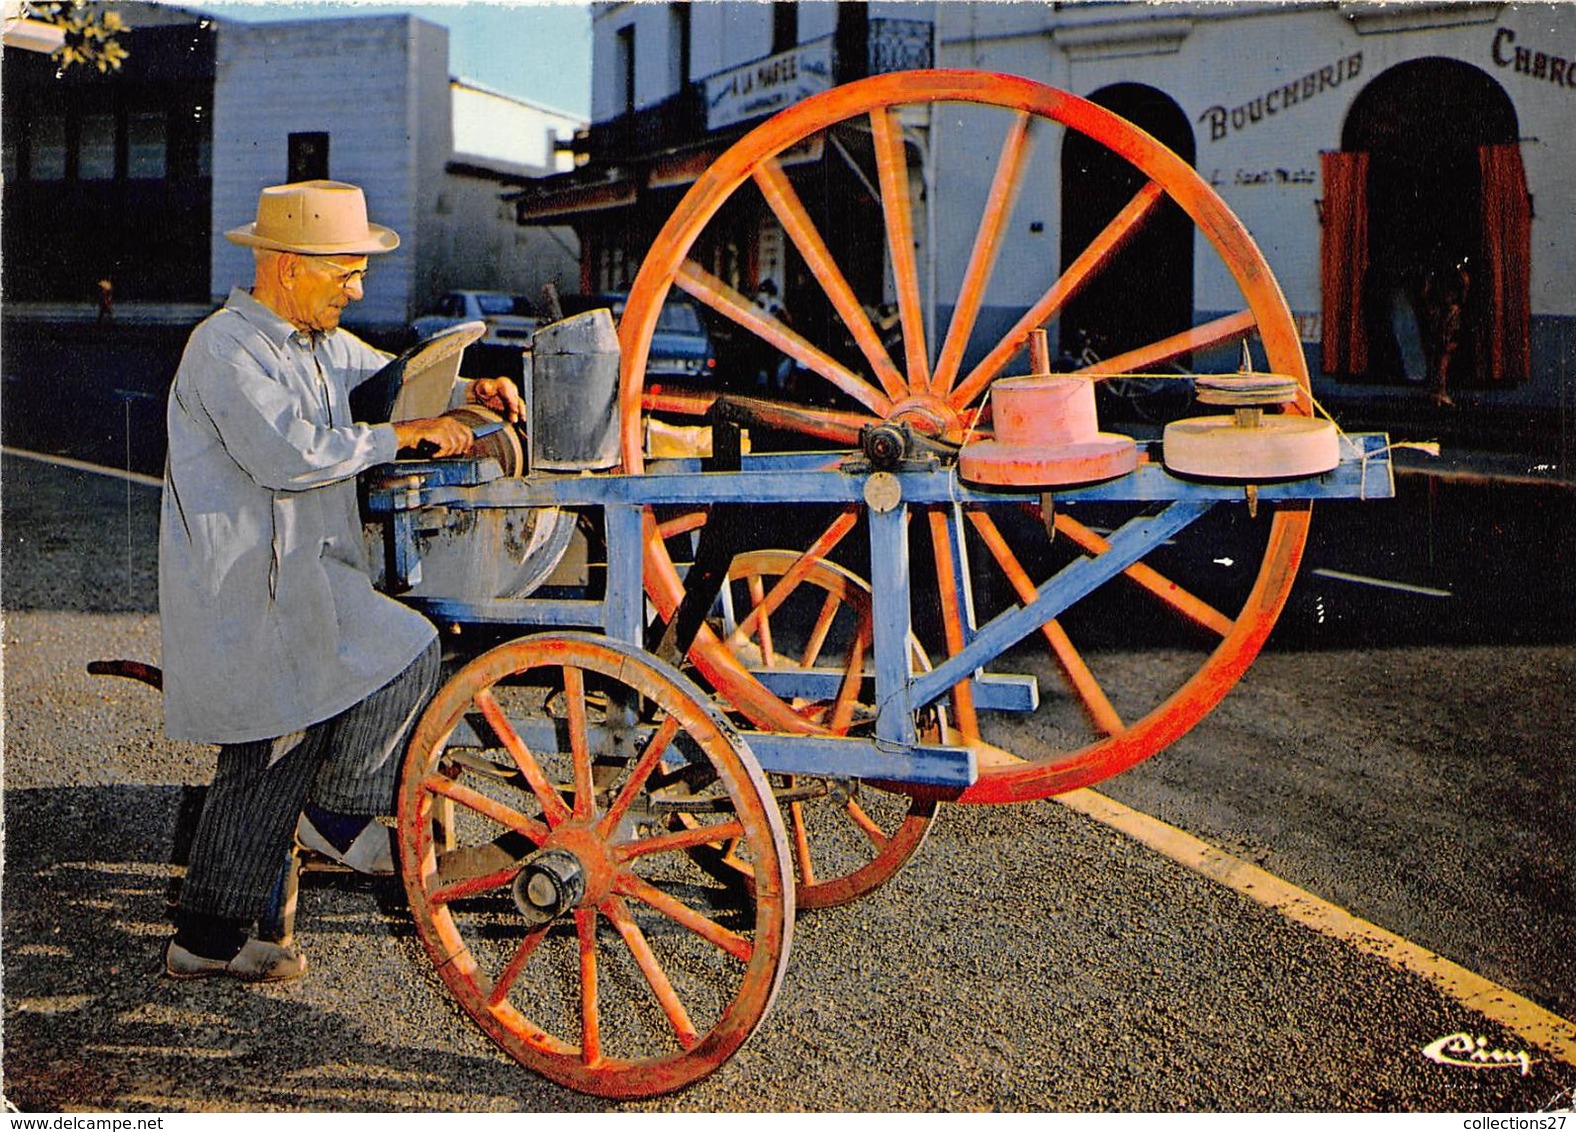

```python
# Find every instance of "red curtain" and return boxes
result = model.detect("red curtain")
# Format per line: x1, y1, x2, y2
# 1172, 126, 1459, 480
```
1477, 143, 1531, 384
1320, 150, 1369, 376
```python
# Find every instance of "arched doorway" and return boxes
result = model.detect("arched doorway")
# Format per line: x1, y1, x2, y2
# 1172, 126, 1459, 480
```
1060, 83, 1195, 371
1335, 58, 1524, 394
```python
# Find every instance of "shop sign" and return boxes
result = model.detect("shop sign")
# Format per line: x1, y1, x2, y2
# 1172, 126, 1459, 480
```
1198, 52, 1364, 142
706, 37, 834, 131
1491, 27, 1576, 90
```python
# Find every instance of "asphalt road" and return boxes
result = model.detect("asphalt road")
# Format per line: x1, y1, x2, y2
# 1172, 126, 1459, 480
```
2, 451, 1573, 1113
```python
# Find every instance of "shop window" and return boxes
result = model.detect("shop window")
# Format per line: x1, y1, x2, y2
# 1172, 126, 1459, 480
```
616, 25, 635, 118
772, 2, 798, 54
79, 113, 117, 181
288, 132, 330, 182
127, 112, 167, 179
169, 103, 212, 181
30, 115, 66, 181
669, 4, 690, 90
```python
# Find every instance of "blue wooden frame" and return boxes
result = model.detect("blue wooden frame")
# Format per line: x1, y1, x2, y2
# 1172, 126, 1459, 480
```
362, 435, 1394, 791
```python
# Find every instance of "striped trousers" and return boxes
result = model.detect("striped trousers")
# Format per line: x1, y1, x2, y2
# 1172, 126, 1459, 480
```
178, 639, 441, 922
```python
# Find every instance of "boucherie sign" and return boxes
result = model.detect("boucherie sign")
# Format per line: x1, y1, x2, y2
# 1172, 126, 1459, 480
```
706, 37, 834, 130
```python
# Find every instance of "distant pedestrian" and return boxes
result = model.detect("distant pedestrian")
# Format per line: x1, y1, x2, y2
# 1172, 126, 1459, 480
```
96, 278, 114, 324
751, 279, 792, 394
1422, 258, 1470, 408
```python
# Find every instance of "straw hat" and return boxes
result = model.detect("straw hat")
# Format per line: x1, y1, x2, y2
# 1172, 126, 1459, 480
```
225, 180, 400, 255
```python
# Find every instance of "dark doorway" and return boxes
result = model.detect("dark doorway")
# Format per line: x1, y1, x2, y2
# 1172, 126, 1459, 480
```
1342, 58, 1519, 389
1059, 84, 1195, 369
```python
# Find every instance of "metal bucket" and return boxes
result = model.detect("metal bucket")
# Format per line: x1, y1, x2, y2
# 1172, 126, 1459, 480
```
530, 308, 621, 470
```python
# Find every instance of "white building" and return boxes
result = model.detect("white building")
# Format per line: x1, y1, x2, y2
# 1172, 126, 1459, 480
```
929, 0, 1571, 416
3, 3, 585, 342
520, 0, 1572, 440
210, 13, 582, 336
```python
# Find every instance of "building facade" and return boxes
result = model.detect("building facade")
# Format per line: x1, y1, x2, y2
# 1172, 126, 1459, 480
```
932, 0, 1572, 416
515, 1, 934, 303
3, 2, 583, 341
521, 0, 1572, 429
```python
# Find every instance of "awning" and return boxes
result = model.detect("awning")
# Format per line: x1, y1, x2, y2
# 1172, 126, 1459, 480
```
514, 175, 637, 223
647, 135, 825, 191
512, 135, 824, 223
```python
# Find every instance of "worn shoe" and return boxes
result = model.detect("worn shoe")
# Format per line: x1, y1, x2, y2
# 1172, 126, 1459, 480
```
296, 805, 396, 876
165, 937, 308, 983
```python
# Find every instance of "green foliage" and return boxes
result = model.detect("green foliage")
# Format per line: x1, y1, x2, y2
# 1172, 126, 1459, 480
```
33, 0, 128, 72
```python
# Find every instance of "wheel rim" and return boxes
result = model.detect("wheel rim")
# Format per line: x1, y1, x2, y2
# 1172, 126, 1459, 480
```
620, 71, 1312, 805
398, 632, 794, 1098
683, 548, 938, 908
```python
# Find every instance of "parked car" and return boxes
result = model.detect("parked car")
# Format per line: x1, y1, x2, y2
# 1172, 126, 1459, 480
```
560, 292, 718, 382
411, 290, 539, 349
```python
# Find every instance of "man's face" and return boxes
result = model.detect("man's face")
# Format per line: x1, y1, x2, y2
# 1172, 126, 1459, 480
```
289, 255, 369, 332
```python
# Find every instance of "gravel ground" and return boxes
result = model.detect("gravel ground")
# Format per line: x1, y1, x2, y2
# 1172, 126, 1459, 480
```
4, 453, 1574, 1112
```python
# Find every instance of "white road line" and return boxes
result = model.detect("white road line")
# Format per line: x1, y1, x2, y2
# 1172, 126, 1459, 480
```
1057, 787, 1576, 1068
2, 446, 162, 487
1311, 567, 1454, 598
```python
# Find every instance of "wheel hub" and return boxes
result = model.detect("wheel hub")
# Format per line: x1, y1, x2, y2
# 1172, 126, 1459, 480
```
512, 825, 618, 924
512, 848, 586, 925
888, 394, 961, 441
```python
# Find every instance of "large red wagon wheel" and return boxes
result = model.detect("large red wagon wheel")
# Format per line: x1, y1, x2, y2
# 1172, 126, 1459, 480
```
398, 632, 793, 1098
619, 71, 1313, 805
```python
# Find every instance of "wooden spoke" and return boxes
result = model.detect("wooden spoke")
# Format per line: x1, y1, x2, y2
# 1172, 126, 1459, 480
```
747, 575, 775, 665
826, 613, 870, 736
676, 260, 895, 416
618, 819, 749, 862
949, 180, 1167, 411
787, 796, 816, 887
599, 713, 683, 838
487, 925, 548, 1008
575, 908, 601, 1066
421, 773, 551, 845
926, 509, 980, 741
563, 666, 594, 820
616, 871, 755, 963
931, 111, 1034, 396
429, 861, 524, 908
473, 688, 572, 826
1053, 512, 1235, 637
844, 797, 892, 848
870, 106, 930, 389
642, 388, 718, 419
726, 510, 860, 653
1071, 309, 1258, 377
753, 157, 909, 402
657, 510, 709, 540
801, 590, 842, 668
602, 895, 701, 1049
966, 510, 1127, 737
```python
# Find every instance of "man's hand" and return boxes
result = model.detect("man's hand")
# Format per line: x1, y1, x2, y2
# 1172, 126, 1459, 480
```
468, 377, 525, 423
393, 416, 474, 458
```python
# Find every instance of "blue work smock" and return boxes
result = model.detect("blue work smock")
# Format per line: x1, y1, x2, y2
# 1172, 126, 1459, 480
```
158, 288, 437, 744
